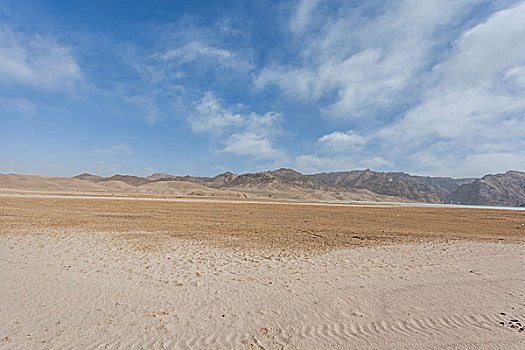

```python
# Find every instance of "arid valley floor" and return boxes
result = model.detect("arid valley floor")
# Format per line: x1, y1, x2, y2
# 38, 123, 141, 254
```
1, 194, 524, 349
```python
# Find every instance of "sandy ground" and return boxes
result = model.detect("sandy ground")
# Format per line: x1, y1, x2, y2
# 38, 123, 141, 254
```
1, 196, 524, 250
1, 196, 525, 349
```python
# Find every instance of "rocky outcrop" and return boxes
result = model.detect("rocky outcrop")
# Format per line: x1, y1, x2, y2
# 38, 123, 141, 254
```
447, 171, 525, 207
309, 169, 475, 203
148, 169, 330, 190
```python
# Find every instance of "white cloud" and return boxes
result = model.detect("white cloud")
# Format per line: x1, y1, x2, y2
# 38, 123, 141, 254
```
504, 65, 525, 88
223, 132, 283, 159
189, 92, 244, 133
317, 130, 366, 153
375, 1, 525, 175
435, 4, 525, 87
294, 128, 392, 174
189, 92, 283, 160
255, 66, 315, 100
281, 1, 525, 177
289, 0, 322, 34
113, 144, 133, 156
409, 152, 525, 178
295, 154, 393, 174
0, 25, 82, 91
112, 21, 254, 124
151, 39, 254, 78
159, 41, 251, 71
0, 96, 36, 115
123, 95, 160, 123
214, 16, 251, 40
458, 153, 525, 177
189, 92, 280, 137
94, 143, 133, 156
139, 24, 253, 82
256, 0, 483, 119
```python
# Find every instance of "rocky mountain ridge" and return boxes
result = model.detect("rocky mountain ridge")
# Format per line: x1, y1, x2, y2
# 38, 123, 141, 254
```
309, 169, 476, 203
447, 171, 525, 207
74, 168, 525, 207
145, 169, 475, 203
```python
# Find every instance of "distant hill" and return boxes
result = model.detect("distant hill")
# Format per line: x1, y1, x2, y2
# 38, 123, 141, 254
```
73, 173, 103, 182
75, 174, 152, 186
0, 174, 109, 193
148, 168, 342, 192
146, 169, 403, 202
146, 173, 212, 184
309, 169, 475, 203
4, 168, 524, 207
145, 168, 524, 207
447, 171, 525, 207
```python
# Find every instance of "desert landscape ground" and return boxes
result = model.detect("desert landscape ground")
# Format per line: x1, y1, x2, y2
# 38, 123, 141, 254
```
4, 0, 525, 349
1, 191, 524, 349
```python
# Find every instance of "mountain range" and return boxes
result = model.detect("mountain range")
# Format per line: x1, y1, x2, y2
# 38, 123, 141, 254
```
82, 168, 525, 207
1, 168, 523, 207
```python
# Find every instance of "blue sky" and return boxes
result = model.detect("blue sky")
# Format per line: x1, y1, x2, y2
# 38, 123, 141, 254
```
1, 0, 525, 178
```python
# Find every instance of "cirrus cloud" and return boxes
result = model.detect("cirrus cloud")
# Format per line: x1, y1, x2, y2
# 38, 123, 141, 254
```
288, 0, 525, 177
0, 24, 82, 92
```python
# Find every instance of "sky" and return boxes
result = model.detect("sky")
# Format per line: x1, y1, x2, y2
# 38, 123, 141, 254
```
1, 0, 525, 178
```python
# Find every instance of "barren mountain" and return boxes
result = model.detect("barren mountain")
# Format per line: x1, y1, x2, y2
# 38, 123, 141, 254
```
447, 171, 525, 207
73, 173, 104, 182
139, 168, 525, 206
1, 172, 402, 202
4, 169, 524, 207
147, 169, 403, 202
310, 169, 475, 203
75, 174, 152, 186
149, 168, 339, 192
146, 173, 212, 185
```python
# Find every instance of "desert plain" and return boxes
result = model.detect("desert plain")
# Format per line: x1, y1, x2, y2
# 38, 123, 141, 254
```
1, 193, 525, 349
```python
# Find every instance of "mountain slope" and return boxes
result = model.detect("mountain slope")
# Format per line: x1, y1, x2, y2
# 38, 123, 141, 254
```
148, 169, 405, 201
0, 174, 113, 193
146, 173, 212, 185
11, 168, 523, 207
447, 171, 525, 207
148, 168, 480, 204
75, 174, 152, 186
309, 169, 475, 203
0, 172, 406, 202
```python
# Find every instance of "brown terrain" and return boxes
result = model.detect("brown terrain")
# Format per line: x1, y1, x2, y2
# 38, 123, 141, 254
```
1, 195, 524, 250
1, 175, 525, 349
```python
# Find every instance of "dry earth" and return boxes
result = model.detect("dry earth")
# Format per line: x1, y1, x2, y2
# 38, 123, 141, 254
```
1, 196, 524, 249
1, 195, 525, 349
